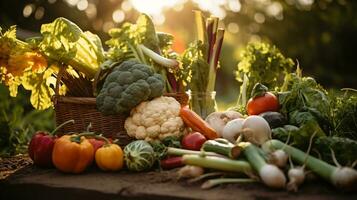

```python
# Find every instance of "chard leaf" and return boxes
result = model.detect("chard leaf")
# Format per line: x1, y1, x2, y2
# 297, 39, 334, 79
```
39, 17, 103, 78
136, 14, 160, 53
21, 69, 54, 110
39, 17, 80, 62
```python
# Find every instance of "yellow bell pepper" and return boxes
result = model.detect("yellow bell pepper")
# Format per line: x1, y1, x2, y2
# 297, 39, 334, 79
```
95, 143, 124, 171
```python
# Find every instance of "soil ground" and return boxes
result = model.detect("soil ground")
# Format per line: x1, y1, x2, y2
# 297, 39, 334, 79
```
0, 155, 356, 200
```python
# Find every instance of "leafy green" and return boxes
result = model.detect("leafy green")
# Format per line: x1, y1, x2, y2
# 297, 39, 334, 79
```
106, 14, 179, 92
236, 42, 294, 98
272, 121, 324, 149
0, 85, 54, 156
39, 17, 104, 78
180, 41, 209, 92
278, 69, 331, 134
149, 136, 182, 160
330, 92, 357, 140
314, 136, 357, 167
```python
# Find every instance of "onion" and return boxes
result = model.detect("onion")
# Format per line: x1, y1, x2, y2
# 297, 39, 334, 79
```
287, 167, 305, 192
269, 150, 288, 168
241, 116, 271, 145
205, 111, 243, 137
222, 118, 244, 143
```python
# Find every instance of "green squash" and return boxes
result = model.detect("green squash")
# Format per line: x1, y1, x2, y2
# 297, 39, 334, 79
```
124, 140, 155, 172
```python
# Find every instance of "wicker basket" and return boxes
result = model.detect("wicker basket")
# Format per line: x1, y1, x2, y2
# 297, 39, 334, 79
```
54, 93, 188, 146
53, 67, 189, 146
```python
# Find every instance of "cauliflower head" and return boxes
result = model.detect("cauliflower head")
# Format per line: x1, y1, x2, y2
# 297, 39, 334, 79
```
96, 60, 164, 115
125, 96, 185, 141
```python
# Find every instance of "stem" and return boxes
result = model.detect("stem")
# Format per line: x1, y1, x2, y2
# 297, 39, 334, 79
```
241, 142, 266, 172
51, 120, 75, 135
241, 142, 286, 188
139, 45, 178, 69
201, 178, 256, 189
194, 10, 207, 43
202, 140, 242, 159
263, 139, 336, 183
167, 147, 225, 158
182, 155, 253, 174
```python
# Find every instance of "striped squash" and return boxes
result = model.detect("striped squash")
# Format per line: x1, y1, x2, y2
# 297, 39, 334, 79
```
124, 140, 155, 172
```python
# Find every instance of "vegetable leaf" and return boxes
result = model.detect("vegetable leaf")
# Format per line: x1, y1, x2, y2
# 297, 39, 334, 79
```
236, 42, 294, 98
39, 17, 104, 78
21, 69, 55, 110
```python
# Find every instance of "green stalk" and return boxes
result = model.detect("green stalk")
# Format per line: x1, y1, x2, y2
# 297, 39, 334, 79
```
202, 140, 242, 159
182, 155, 252, 174
241, 142, 286, 188
167, 147, 224, 158
241, 142, 266, 172
139, 45, 178, 69
51, 120, 75, 135
201, 178, 257, 189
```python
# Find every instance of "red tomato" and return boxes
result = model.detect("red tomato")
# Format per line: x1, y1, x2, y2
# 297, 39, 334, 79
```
247, 92, 279, 115
181, 132, 207, 151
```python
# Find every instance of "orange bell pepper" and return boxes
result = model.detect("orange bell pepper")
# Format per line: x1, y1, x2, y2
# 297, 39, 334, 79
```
95, 143, 124, 171
52, 134, 94, 173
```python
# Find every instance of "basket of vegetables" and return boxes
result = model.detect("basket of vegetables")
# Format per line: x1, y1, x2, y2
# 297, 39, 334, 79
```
0, 15, 189, 146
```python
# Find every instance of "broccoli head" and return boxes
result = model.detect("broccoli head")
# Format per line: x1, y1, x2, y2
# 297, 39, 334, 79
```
96, 60, 164, 115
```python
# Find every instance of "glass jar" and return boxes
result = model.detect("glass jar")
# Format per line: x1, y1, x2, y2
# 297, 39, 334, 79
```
187, 91, 218, 119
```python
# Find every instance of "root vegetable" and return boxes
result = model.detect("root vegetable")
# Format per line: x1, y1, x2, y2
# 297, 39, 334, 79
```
241, 116, 271, 145
264, 139, 357, 190
222, 118, 244, 143
268, 149, 288, 168
241, 142, 286, 189
287, 167, 305, 192
178, 165, 204, 179
205, 111, 243, 137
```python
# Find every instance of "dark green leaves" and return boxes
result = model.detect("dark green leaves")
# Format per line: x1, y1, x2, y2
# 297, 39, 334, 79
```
236, 42, 294, 98
180, 41, 209, 92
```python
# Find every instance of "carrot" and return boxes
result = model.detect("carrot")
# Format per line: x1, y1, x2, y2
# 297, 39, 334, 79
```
180, 106, 218, 139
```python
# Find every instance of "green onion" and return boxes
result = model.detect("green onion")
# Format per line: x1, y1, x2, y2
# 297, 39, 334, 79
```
263, 139, 357, 190
182, 155, 252, 174
241, 142, 286, 188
